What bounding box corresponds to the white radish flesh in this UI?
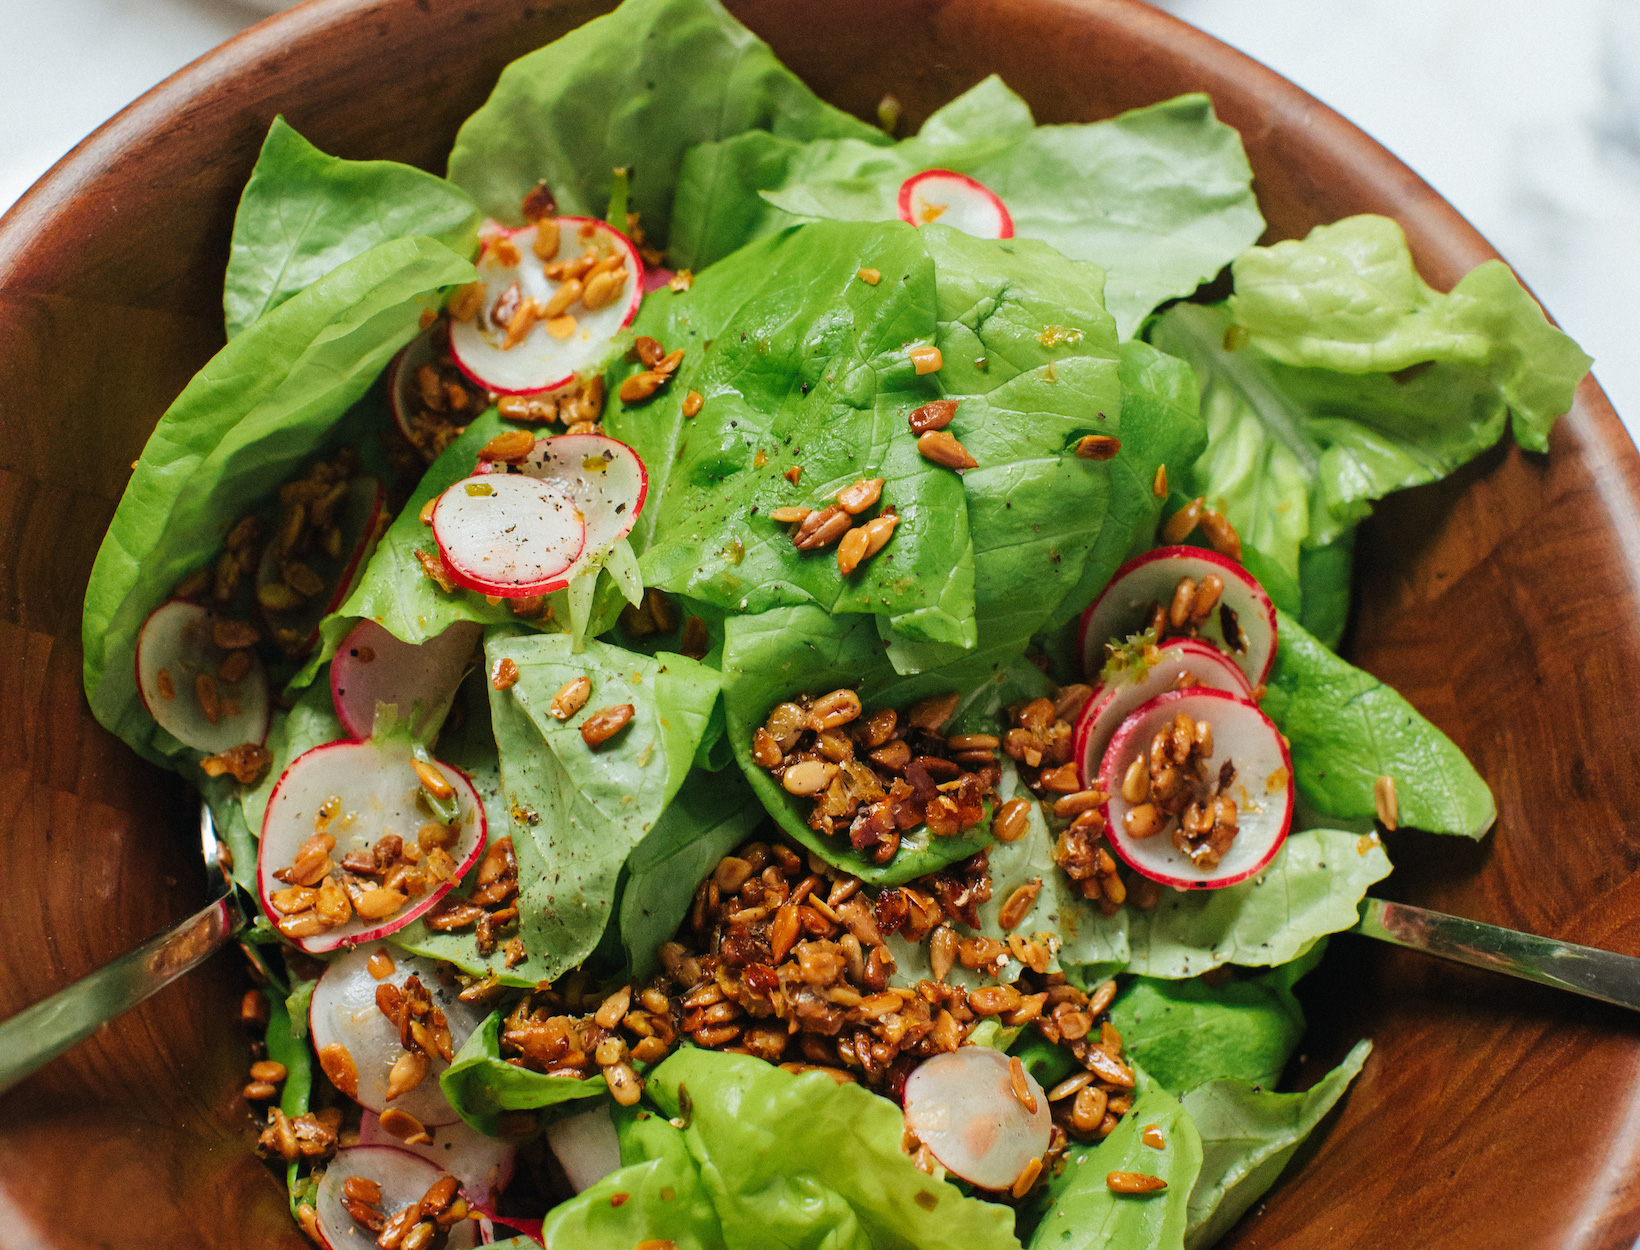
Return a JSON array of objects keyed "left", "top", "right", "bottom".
[
  {"left": 256, "top": 739, "right": 485, "bottom": 955},
  {"left": 1100, "top": 687, "right": 1293, "bottom": 890},
  {"left": 314, "top": 1145, "right": 479, "bottom": 1250},
  {"left": 358, "top": 1111, "right": 515, "bottom": 1206},
  {"left": 331, "top": 619, "right": 482, "bottom": 741},
  {"left": 432, "top": 473, "right": 585, "bottom": 598},
  {"left": 135, "top": 600, "right": 270, "bottom": 753},
  {"left": 448, "top": 217, "right": 643, "bottom": 396},
  {"left": 1075, "top": 638, "right": 1251, "bottom": 789},
  {"left": 902, "top": 1046, "right": 1050, "bottom": 1191},
  {"left": 1079, "top": 545, "right": 1277, "bottom": 687},
  {"left": 545, "top": 1104, "right": 623, "bottom": 1194},
  {"left": 310, "top": 944, "right": 486, "bottom": 1126},
  {"left": 897, "top": 170, "right": 1014, "bottom": 239},
  {"left": 479, "top": 433, "right": 647, "bottom": 569},
  {"left": 258, "top": 474, "right": 386, "bottom": 651}
]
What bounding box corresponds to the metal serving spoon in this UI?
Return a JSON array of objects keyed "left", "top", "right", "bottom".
[
  {"left": 0, "top": 802, "right": 245, "bottom": 1095},
  {"left": 2, "top": 815, "right": 1637, "bottom": 1096}
]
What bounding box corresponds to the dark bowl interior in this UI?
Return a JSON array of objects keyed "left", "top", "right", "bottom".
[{"left": 2, "top": 0, "right": 1639, "bottom": 1245}]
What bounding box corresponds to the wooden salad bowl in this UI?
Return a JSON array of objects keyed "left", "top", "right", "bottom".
[{"left": 1, "top": 0, "right": 1636, "bottom": 1245}]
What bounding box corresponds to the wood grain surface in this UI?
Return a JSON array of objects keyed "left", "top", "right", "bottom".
[{"left": 0, "top": 0, "right": 1636, "bottom": 1246}]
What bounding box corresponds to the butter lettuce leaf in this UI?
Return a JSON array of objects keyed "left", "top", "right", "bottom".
[
  {"left": 1181, "top": 1040, "right": 1370, "bottom": 1248},
  {"left": 1263, "top": 611, "right": 1495, "bottom": 837},
  {"left": 224, "top": 117, "right": 480, "bottom": 338},
  {"left": 446, "top": 0, "right": 884, "bottom": 241},
  {"left": 439, "top": 1011, "right": 605, "bottom": 1133},
  {"left": 604, "top": 219, "right": 976, "bottom": 645},
  {"left": 1026, "top": 1086, "right": 1202, "bottom": 1250},
  {"left": 646, "top": 1049, "right": 1021, "bottom": 1250},
  {"left": 485, "top": 631, "right": 720, "bottom": 979},
  {"left": 82, "top": 235, "right": 473, "bottom": 763}
]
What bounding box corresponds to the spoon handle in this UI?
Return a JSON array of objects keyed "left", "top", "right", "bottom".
[
  {"left": 0, "top": 894, "right": 243, "bottom": 1095},
  {"left": 1354, "top": 897, "right": 1640, "bottom": 1011}
]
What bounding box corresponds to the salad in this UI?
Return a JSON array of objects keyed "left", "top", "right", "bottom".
[{"left": 80, "top": 0, "right": 1593, "bottom": 1246}]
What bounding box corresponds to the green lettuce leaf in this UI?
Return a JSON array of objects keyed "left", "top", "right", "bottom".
[
  {"left": 1263, "top": 611, "right": 1495, "bottom": 837},
  {"left": 603, "top": 219, "right": 976, "bottom": 645},
  {"left": 1027, "top": 1086, "right": 1202, "bottom": 1250},
  {"left": 224, "top": 117, "right": 480, "bottom": 338},
  {"left": 1296, "top": 530, "right": 1354, "bottom": 650},
  {"left": 81, "top": 235, "right": 474, "bottom": 762},
  {"left": 619, "top": 766, "right": 764, "bottom": 980},
  {"left": 485, "top": 631, "right": 720, "bottom": 979},
  {"left": 1181, "top": 1040, "right": 1370, "bottom": 1248},
  {"left": 445, "top": 0, "right": 884, "bottom": 242},
  {"left": 1229, "top": 215, "right": 1590, "bottom": 452},
  {"left": 646, "top": 1048, "right": 1021, "bottom": 1250},
  {"left": 1121, "top": 828, "right": 1392, "bottom": 978},
  {"left": 439, "top": 1010, "right": 606, "bottom": 1132},
  {"left": 757, "top": 91, "right": 1263, "bottom": 337}
]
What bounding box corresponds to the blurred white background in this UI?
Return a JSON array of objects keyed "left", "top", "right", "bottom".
[{"left": 1, "top": 0, "right": 1634, "bottom": 438}]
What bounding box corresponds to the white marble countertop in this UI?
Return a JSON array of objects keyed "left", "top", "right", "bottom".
[{"left": 3, "top": 0, "right": 1634, "bottom": 441}]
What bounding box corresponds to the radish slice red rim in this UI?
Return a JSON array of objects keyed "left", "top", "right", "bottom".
[
  {"left": 897, "top": 170, "right": 1014, "bottom": 239},
  {"left": 1074, "top": 637, "right": 1251, "bottom": 789},
  {"left": 258, "top": 474, "right": 386, "bottom": 654},
  {"left": 389, "top": 324, "right": 488, "bottom": 464},
  {"left": 448, "top": 216, "right": 643, "bottom": 396},
  {"left": 310, "top": 944, "right": 487, "bottom": 1126},
  {"left": 1079, "top": 545, "right": 1277, "bottom": 688},
  {"left": 331, "top": 620, "right": 483, "bottom": 741},
  {"left": 477, "top": 432, "right": 647, "bottom": 572},
  {"left": 135, "top": 599, "right": 270, "bottom": 753},
  {"left": 432, "top": 473, "right": 586, "bottom": 598},
  {"left": 315, "top": 1144, "right": 480, "bottom": 1250},
  {"left": 544, "top": 1105, "right": 623, "bottom": 1195},
  {"left": 359, "top": 1111, "right": 515, "bottom": 1207},
  {"left": 901, "top": 1046, "right": 1050, "bottom": 1191},
  {"left": 256, "top": 739, "right": 486, "bottom": 954},
  {"left": 1099, "top": 687, "right": 1293, "bottom": 890}
]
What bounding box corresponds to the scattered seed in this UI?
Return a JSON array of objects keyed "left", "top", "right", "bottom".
[
  {"left": 917, "top": 430, "right": 977, "bottom": 471},
  {"left": 999, "top": 878, "right": 1044, "bottom": 929},
  {"left": 491, "top": 657, "right": 519, "bottom": 690},
  {"left": 1107, "top": 1172, "right": 1168, "bottom": 1194},
  {"left": 550, "top": 676, "right": 592, "bottom": 720},
  {"left": 1075, "top": 434, "right": 1121, "bottom": 461},
  {"left": 1011, "top": 1155, "right": 1044, "bottom": 1199},
  {"left": 1142, "top": 1124, "right": 1166, "bottom": 1149},
  {"left": 413, "top": 759, "right": 455, "bottom": 802},
  {"left": 414, "top": 548, "right": 457, "bottom": 593},
  {"left": 582, "top": 268, "right": 627, "bottom": 310},
  {"left": 1199, "top": 507, "right": 1242, "bottom": 560},
  {"left": 1374, "top": 774, "right": 1399, "bottom": 831},
  {"left": 379, "top": 1108, "right": 432, "bottom": 1144},
  {"left": 195, "top": 672, "right": 223, "bottom": 725},
  {"left": 992, "top": 798, "right": 1032, "bottom": 843},
  {"left": 907, "top": 399, "right": 958, "bottom": 434},
  {"left": 367, "top": 950, "right": 396, "bottom": 980},
  {"left": 1153, "top": 464, "right": 1168, "bottom": 497},
  {"left": 793, "top": 505, "right": 851, "bottom": 551},
  {"left": 1162, "top": 496, "right": 1205, "bottom": 544},
  {"left": 857, "top": 268, "right": 882, "bottom": 285},
  {"left": 317, "top": 1043, "right": 359, "bottom": 1098},
  {"left": 480, "top": 429, "right": 536, "bottom": 463},
  {"left": 908, "top": 344, "right": 942, "bottom": 374},
  {"left": 682, "top": 390, "right": 704, "bottom": 417},
  {"left": 250, "top": 1059, "right": 287, "bottom": 1084},
  {"left": 669, "top": 270, "right": 694, "bottom": 292},
  {"left": 837, "top": 526, "right": 870, "bottom": 576},
  {"left": 782, "top": 760, "right": 838, "bottom": 796},
  {"left": 784, "top": 465, "right": 802, "bottom": 485},
  {"left": 155, "top": 668, "right": 176, "bottom": 701},
  {"left": 770, "top": 506, "right": 811, "bottom": 524}
]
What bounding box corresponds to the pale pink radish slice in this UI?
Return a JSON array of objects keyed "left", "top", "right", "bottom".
[
  {"left": 643, "top": 266, "right": 675, "bottom": 294},
  {"left": 315, "top": 1145, "right": 480, "bottom": 1250},
  {"left": 256, "top": 740, "right": 485, "bottom": 955},
  {"left": 897, "top": 170, "right": 1014, "bottom": 239},
  {"left": 359, "top": 1111, "right": 515, "bottom": 1206},
  {"left": 477, "top": 433, "right": 647, "bottom": 571},
  {"left": 1099, "top": 688, "right": 1293, "bottom": 891},
  {"left": 310, "top": 943, "right": 487, "bottom": 1126},
  {"left": 901, "top": 1046, "right": 1050, "bottom": 1191},
  {"left": 479, "top": 1214, "right": 544, "bottom": 1245},
  {"left": 449, "top": 216, "right": 643, "bottom": 396},
  {"left": 135, "top": 599, "right": 270, "bottom": 753},
  {"left": 432, "top": 473, "right": 585, "bottom": 598},
  {"left": 1074, "top": 637, "right": 1251, "bottom": 789},
  {"left": 389, "top": 325, "right": 488, "bottom": 464},
  {"left": 544, "top": 1104, "right": 623, "bottom": 1194},
  {"left": 332, "top": 619, "right": 483, "bottom": 741},
  {"left": 1079, "top": 546, "right": 1277, "bottom": 687},
  {"left": 258, "top": 474, "right": 386, "bottom": 653}
]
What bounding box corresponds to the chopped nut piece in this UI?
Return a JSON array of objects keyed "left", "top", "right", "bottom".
[
  {"left": 491, "top": 658, "right": 520, "bottom": 691},
  {"left": 199, "top": 742, "right": 272, "bottom": 785},
  {"left": 669, "top": 269, "right": 694, "bottom": 292}
]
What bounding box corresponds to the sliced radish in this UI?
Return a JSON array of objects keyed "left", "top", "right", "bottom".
[
  {"left": 332, "top": 620, "right": 483, "bottom": 741},
  {"left": 256, "top": 740, "right": 486, "bottom": 954},
  {"left": 258, "top": 474, "right": 386, "bottom": 653},
  {"left": 449, "top": 216, "right": 643, "bottom": 396},
  {"left": 389, "top": 324, "right": 488, "bottom": 464},
  {"left": 544, "top": 1104, "right": 623, "bottom": 1194},
  {"left": 135, "top": 599, "right": 270, "bottom": 753},
  {"left": 310, "top": 944, "right": 487, "bottom": 1126},
  {"left": 432, "top": 474, "right": 586, "bottom": 598},
  {"left": 1099, "top": 687, "right": 1293, "bottom": 891},
  {"left": 642, "top": 266, "right": 675, "bottom": 294},
  {"left": 359, "top": 1111, "right": 515, "bottom": 1206},
  {"left": 477, "top": 433, "right": 647, "bottom": 574},
  {"left": 901, "top": 1046, "right": 1050, "bottom": 1191},
  {"left": 1079, "top": 546, "right": 1277, "bottom": 688},
  {"left": 315, "top": 1145, "right": 480, "bottom": 1250},
  {"left": 897, "top": 170, "right": 1014, "bottom": 239},
  {"left": 1075, "top": 637, "right": 1251, "bottom": 789}
]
